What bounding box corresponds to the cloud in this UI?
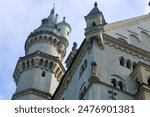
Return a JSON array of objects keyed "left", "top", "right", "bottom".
[{"left": 0, "top": 94, "right": 4, "bottom": 100}]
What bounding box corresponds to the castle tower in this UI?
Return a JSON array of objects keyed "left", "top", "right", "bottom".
[
  {"left": 12, "top": 7, "right": 71, "bottom": 100},
  {"left": 85, "top": 2, "right": 106, "bottom": 48}
]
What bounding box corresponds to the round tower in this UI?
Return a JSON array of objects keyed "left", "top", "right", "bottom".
[{"left": 12, "top": 7, "right": 71, "bottom": 100}]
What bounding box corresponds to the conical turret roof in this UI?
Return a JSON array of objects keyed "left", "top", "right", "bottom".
[{"left": 87, "top": 2, "right": 101, "bottom": 16}]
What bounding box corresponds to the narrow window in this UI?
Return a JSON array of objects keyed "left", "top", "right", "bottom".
[
  {"left": 84, "top": 59, "right": 87, "bottom": 69},
  {"left": 39, "top": 59, "right": 43, "bottom": 67},
  {"left": 79, "top": 59, "right": 87, "bottom": 78},
  {"left": 31, "top": 59, "right": 34, "bottom": 67},
  {"left": 126, "top": 59, "right": 132, "bottom": 69},
  {"left": 42, "top": 71, "right": 46, "bottom": 77},
  {"left": 111, "top": 78, "right": 117, "bottom": 88},
  {"left": 44, "top": 60, "right": 48, "bottom": 69},
  {"left": 133, "top": 62, "right": 137, "bottom": 70},
  {"left": 118, "top": 81, "right": 123, "bottom": 90},
  {"left": 80, "top": 65, "right": 84, "bottom": 77},
  {"left": 22, "top": 62, "right": 25, "bottom": 70},
  {"left": 27, "top": 61, "right": 30, "bottom": 69},
  {"left": 120, "top": 56, "right": 125, "bottom": 66},
  {"left": 92, "top": 22, "right": 96, "bottom": 27},
  {"left": 49, "top": 62, "right": 53, "bottom": 70}
]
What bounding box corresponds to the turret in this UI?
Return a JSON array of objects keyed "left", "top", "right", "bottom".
[
  {"left": 57, "top": 17, "right": 71, "bottom": 47},
  {"left": 84, "top": 2, "right": 106, "bottom": 48},
  {"left": 12, "top": 5, "right": 71, "bottom": 100},
  {"left": 85, "top": 2, "right": 106, "bottom": 33}
]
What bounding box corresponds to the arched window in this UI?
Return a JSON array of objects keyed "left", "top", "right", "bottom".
[
  {"left": 118, "top": 81, "right": 123, "bottom": 90},
  {"left": 111, "top": 75, "right": 125, "bottom": 90},
  {"left": 126, "top": 59, "right": 132, "bottom": 69},
  {"left": 31, "top": 59, "right": 34, "bottom": 67},
  {"left": 39, "top": 59, "right": 43, "bottom": 67},
  {"left": 44, "top": 60, "right": 48, "bottom": 69},
  {"left": 111, "top": 78, "right": 117, "bottom": 88},
  {"left": 49, "top": 62, "right": 53, "bottom": 70},
  {"left": 27, "top": 61, "right": 30, "bottom": 69},
  {"left": 22, "top": 62, "right": 25, "bottom": 70},
  {"left": 120, "top": 56, "right": 125, "bottom": 66}
]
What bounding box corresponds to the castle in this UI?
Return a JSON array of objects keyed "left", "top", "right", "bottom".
[{"left": 12, "top": 3, "right": 150, "bottom": 100}]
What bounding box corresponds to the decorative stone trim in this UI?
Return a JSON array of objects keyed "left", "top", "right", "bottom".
[
  {"left": 13, "top": 51, "right": 65, "bottom": 84},
  {"left": 88, "top": 76, "right": 100, "bottom": 84},
  {"left": 103, "top": 34, "right": 150, "bottom": 62},
  {"left": 25, "top": 33, "right": 67, "bottom": 58},
  {"left": 12, "top": 88, "right": 52, "bottom": 100}
]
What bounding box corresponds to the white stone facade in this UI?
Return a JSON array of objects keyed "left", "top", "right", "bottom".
[{"left": 12, "top": 3, "right": 150, "bottom": 100}]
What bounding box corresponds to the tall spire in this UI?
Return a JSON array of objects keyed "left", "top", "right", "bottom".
[
  {"left": 50, "top": 3, "right": 55, "bottom": 14},
  {"left": 50, "top": 8, "right": 55, "bottom": 14}
]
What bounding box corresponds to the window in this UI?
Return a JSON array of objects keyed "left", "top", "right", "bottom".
[
  {"left": 118, "top": 81, "right": 123, "bottom": 90},
  {"left": 79, "top": 82, "right": 86, "bottom": 100},
  {"left": 42, "top": 71, "right": 46, "bottom": 77},
  {"left": 27, "top": 61, "right": 30, "bottom": 69},
  {"left": 44, "top": 60, "right": 48, "bottom": 69},
  {"left": 58, "top": 28, "right": 61, "bottom": 31},
  {"left": 22, "top": 62, "right": 25, "bottom": 70},
  {"left": 119, "top": 56, "right": 137, "bottom": 70},
  {"left": 126, "top": 59, "right": 132, "bottom": 69},
  {"left": 31, "top": 59, "right": 34, "bottom": 67},
  {"left": 132, "top": 62, "right": 137, "bottom": 70},
  {"left": 92, "top": 22, "right": 96, "bottom": 27},
  {"left": 79, "top": 59, "right": 87, "bottom": 78},
  {"left": 111, "top": 78, "right": 117, "bottom": 88},
  {"left": 111, "top": 75, "right": 125, "bottom": 91},
  {"left": 83, "top": 59, "right": 87, "bottom": 69},
  {"left": 39, "top": 59, "right": 43, "bottom": 67},
  {"left": 120, "top": 56, "right": 125, "bottom": 66},
  {"left": 49, "top": 62, "right": 53, "bottom": 70}
]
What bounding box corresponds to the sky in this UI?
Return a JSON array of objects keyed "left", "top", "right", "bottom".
[{"left": 0, "top": 0, "right": 149, "bottom": 100}]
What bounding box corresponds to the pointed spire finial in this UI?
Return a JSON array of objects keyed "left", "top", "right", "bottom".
[
  {"left": 63, "top": 17, "right": 66, "bottom": 22},
  {"left": 94, "top": 2, "right": 98, "bottom": 7},
  {"left": 50, "top": 3, "right": 55, "bottom": 14},
  {"left": 53, "top": 3, "right": 55, "bottom": 9}
]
